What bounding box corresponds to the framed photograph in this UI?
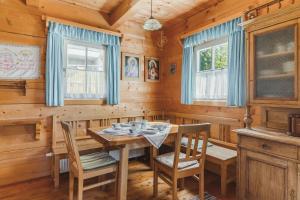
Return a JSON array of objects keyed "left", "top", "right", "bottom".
[
  {"left": 122, "top": 53, "right": 142, "bottom": 81},
  {"left": 145, "top": 57, "right": 160, "bottom": 82}
]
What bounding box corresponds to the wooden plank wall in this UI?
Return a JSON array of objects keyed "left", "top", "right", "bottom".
[{"left": 0, "top": 0, "right": 162, "bottom": 186}]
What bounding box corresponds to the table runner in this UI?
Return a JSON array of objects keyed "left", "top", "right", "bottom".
[{"left": 99, "top": 123, "right": 172, "bottom": 149}]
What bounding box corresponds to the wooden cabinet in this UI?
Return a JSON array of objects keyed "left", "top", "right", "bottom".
[
  {"left": 245, "top": 5, "right": 300, "bottom": 106},
  {"left": 250, "top": 21, "right": 298, "bottom": 103},
  {"left": 241, "top": 4, "right": 300, "bottom": 200},
  {"left": 236, "top": 129, "right": 300, "bottom": 200}
]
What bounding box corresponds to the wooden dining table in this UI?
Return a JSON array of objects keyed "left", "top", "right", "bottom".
[{"left": 87, "top": 123, "right": 179, "bottom": 200}]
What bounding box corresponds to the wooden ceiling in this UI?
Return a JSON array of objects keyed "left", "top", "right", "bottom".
[
  {"left": 57, "top": 0, "right": 215, "bottom": 27},
  {"left": 59, "top": 0, "right": 123, "bottom": 13},
  {"left": 130, "top": 0, "right": 211, "bottom": 24}
]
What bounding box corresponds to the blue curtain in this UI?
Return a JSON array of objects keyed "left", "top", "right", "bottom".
[
  {"left": 106, "top": 45, "right": 120, "bottom": 105},
  {"left": 181, "top": 47, "right": 194, "bottom": 104},
  {"left": 181, "top": 17, "right": 245, "bottom": 106},
  {"left": 46, "top": 29, "right": 64, "bottom": 106},
  {"left": 227, "top": 31, "right": 246, "bottom": 106},
  {"left": 46, "top": 22, "right": 121, "bottom": 106}
]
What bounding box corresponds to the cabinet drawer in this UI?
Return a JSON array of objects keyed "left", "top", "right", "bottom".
[{"left": 240, "top": 136, "right": 298, "bottom": 160}]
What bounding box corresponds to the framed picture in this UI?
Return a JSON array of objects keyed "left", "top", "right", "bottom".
[
  {"left": 145, "top": 57, "right": 160, "bottom": 82},
  {"left": 122, "top": 53, "right": 143, "bottom": 81},
  {"left": 0, "top": 43, "right": 41, "bottom": 79}
]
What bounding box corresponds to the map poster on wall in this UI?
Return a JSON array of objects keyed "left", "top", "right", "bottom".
[{"left": 0, "top": 43, "right": 40, "bottom": 79}]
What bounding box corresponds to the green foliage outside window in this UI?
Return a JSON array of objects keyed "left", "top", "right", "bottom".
[
  {"left": 198, "top": 43, "right": 228, "bottom": 71},
  {"left": 215, "top": 44, "right": 228, "bottom": 69},
  {"left": 199, "top": 49, "right": 212, "bottom": 71}
]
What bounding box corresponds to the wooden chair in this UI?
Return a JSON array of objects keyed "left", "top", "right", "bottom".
[
  {"left": 61, "top": 122, "right": 119, "bottom": 200},
  {"left": 153, "top": 123, "right": 210, "bottom": 200}
]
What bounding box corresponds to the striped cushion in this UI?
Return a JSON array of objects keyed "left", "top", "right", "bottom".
[
  {"left": 155, "top": 152, "right": 199, "bottom": 169},
  {"left": 80, "top": 152, "right": 117, "bottom": 171}
]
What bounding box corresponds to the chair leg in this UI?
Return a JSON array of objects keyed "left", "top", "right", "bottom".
[
  {"left": 172, "top": 178, "right": 178, "bottom": 200},
  {"left": 69, "top": 172, "right": 74, "bottom": 200},
  {"left": 199, "top": 173, "right": 205, "bottom": 200},
  {"left": 153, "top": 163, "right": 158, "bottom": 198},
  {"left": 221, "top": 164, "right": 228, "bottom": 196},
  {"left": 77, "top": 177, "right": 84, "bottom": 200}
]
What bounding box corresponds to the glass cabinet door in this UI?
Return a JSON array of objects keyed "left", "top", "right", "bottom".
[{"left": 254, "top": 24, "right": 297, "bottom": 100}]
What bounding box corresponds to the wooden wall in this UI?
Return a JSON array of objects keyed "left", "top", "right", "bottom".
[{"left": 0, "top": 0, "right": 162, "bottom": 186}]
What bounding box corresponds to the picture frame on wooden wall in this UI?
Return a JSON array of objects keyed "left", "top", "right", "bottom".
[
  {"left": 121, "top": 52, "right": 143, "bottom": 81},
  {"left": 145, "top": 57, "right": 160, "bottom": 82},
  {"left": 0, "top": 43, "right": 41, "bottom": 80}
]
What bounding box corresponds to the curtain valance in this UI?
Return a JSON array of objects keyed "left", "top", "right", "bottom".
[
  {"left": 183, "top": 18, "right": 242, "bottom": 48},
  {"left": 48, "top": 21, "right": 120, "bottom": 46}
]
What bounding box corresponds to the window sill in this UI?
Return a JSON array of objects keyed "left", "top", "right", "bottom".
[
  {"left": 192, "top": 100, "right": 227, "bottom": 107},
  {"left": 64, "top": 99, "right": 106, "bottom": 105}
]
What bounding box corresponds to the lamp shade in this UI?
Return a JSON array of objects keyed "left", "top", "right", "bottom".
[{"left": 143, "top": 17, "right": 162, "bottom": 31}]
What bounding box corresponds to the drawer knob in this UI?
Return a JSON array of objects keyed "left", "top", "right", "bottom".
[{"left": 261, "top": 143, "right": 271, "bottom": 150}]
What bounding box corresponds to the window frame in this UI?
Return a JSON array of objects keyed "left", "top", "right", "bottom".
[
  {"left": 193, "top": 37, "right": 229, "bottom": 104},
  {"left": 63, "top": 39, "right": 107, "bottom": 104}
]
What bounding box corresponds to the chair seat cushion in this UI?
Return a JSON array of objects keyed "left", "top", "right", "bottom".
[
  {"left": 155, "top": 152, "right": 199, "bottom": 169},
  {"left": 206, "top": 145, "right": 237, "bottom": 161},
  {"left": 80, "top": 152, "right": 117, "bottom": 171}
]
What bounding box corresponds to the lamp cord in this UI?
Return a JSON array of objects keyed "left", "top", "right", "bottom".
[{"left": 151, "top": 0, "right": 153, "bottom": 18}]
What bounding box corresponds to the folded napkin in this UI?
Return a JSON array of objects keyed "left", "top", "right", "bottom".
[
  {"left": 140, "top": 130, "right": 157, "bottom": 135},
  {"left": 102, "top": 128, "right": 130, "bottom": 135}
]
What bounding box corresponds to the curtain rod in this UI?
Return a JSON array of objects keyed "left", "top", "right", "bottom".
[
  {"left": 180, "top": 13, "right": 242, "bottom": 39},
  {"left": 42, "top": 15, "right": 122, "bottom": 37}
]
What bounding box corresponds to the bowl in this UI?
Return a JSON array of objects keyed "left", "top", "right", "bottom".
[{"left": 282, "top": 61, "right": 294, "bottom": 73}]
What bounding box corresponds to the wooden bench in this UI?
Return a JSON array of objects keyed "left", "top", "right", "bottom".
[{"left": 51, "top": 112, "right": 163, "bottom": 187}]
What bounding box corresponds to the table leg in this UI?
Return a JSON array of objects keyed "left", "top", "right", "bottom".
[
  {"left": 53, "top": 154, "right": 60, "bottom": 188},
  {"left": 150, "top": 146, "right": 158, "bottom": 169},
  {"left": 117, "top": 145, "right": 129, "bottom": 200}
]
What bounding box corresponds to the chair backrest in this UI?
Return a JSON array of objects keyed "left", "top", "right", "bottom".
[
  {"left": 173, "top": 123, "right": 211, "bottom": 169},
  {"left": 61, "top": 121, "right": 82, "bottom": 172}
]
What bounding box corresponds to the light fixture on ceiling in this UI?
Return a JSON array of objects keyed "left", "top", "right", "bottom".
[{"left": 143, "top": 0, "right": 162, "bottom": 31}]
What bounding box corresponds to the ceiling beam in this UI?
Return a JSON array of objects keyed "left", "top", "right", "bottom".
[
  {"left": 26, "top": 0, "right": 40, "bottom": 8},
  {"left": 109, "top": 0, "right": 143, "bottom": 28}
]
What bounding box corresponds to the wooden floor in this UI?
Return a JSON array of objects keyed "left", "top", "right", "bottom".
[{"left": 0, "top": 161, "right": 236, "bottom": 200}]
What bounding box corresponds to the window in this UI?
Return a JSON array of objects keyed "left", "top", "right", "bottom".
[
  {"left": 194, "top": 37, "right": 228, "bottom": 100},
  {"left": 64, "top": 40, "right": 106, "bottom": 100}
]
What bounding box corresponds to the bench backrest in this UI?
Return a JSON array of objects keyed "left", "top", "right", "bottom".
[{"left": 52, "top": 112, "right": 164, "bottom": 154}]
